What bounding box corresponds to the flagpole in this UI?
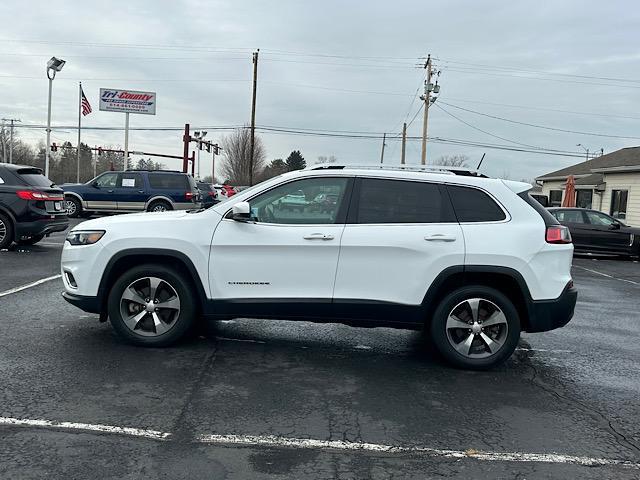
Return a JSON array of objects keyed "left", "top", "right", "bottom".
[{"left": 77, "top": 82, "right": 82, "bottom": 183}]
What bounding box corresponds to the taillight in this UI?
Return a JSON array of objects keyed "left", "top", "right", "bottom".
[
  {"left": 546, "top": 225, "right": 572, "bottom": 244},
  {"left": 185, "top": 191, "right": 193, "bottom": 200},
  {"left": 16, "top": 190, "right": 63, "bottom": 201},
  {"left": 208, "top": 191, "right": 216, "bottom": 197}
]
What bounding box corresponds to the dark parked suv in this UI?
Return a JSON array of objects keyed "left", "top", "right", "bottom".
[
  {"left": 0, "top": 163, "right": 69, "bottom": 249},
  {"left": 63, "top": 170, "right": 201, "bottom": 218}
]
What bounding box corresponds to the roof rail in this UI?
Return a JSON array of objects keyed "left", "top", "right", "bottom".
[{"left": 307, "top": 163, "right": 487, "bottom": 177}]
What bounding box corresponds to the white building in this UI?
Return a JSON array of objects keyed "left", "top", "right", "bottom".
[{"left": 536, "top": 147, "right": 640, "bottom": 225}]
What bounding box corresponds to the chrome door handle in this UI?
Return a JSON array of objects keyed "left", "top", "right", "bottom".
[
  {"left": 137, "top": 190, "right": 144, "bottom": 193},
  {"left": 424, "top": 234, "right": 456, "bottom": 242},
  {"left": 303, "top": 233, "right": 335, "bottom": 240},
  {"left": 107, "top": 190, "right": 114, "bottom": 193}
]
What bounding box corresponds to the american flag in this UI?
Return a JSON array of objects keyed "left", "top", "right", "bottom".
[{"left": 81, "top": 87, "right": 92, "bottom": 116}]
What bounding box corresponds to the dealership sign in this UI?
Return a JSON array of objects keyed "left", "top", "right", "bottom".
[{"left": 99, "top": 88, "right": 157, "bottom": 115}]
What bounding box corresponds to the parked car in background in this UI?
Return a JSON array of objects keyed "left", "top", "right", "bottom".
[
  {"left": 196, "top": 182, "right": 218, "bottom": 208},
  {"left": 63, "top": 170, "right": 201, "bottom": 218},
  {"left": 213, "top": 184, "right": 236, "bottom": 199},
  {"left": 0, "top": 163, "right": 68, "bottom": 248},
  {"left": 549, "top": 207, "right": 640, "bottom": 257}
]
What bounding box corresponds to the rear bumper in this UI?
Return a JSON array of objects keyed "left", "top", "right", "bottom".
[
  {"left": 15, "top": 217, "right": 69, "bottom": 239},
  {"left": 526, "top": 284, "right": 577, "bottom": 333},
  {"left": 62, "top": 291, "right": 101, "bottom": 314}
]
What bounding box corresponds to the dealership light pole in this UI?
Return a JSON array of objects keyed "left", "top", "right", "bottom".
[
  {"left": 45, "top": 57, "right": 65, "bottom": 178},
  {"left": 193, "top": 130, "right": 207, "bottom": 179}
]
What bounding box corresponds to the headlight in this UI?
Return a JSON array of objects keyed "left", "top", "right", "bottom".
[{"left": 66, "top": 230, "right": 105, "bottom": 246}]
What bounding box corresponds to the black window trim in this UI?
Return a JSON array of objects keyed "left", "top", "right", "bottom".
[
  {"left": 346, "top": 176, "right": 457, "bottom": 225},
  {"left": 445, "top": 182, "right": 511, "bottom": 224},
  {"left": 223, "top": 175, "right": 355, "bottom": 226}
]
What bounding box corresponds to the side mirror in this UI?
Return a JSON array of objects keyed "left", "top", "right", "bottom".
[
  {"left": 231, "top": 201, "right": 251, "bottom": 222},
  {"left": 92, "top": 182, "right": 100, "bottom": 188},
  {"left": 610, "top": 222, "right": 621, "bottom": 230}
]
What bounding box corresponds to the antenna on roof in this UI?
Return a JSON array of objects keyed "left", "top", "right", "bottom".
[{"left": 476, "top": 153, "right": 486, "bottom": 170}]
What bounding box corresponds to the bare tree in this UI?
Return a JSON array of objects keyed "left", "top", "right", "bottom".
[
  {"left": 435, "top": 154, "right": 470, "bottom": 167},
  {"left": 220, "top": 128, "right": 265, "bottom": 185}
]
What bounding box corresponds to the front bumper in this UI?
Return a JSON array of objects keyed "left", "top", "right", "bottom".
[
  {"left": 526, "top": 284, "right": 577, "bottom": 333},
  {"left": 62, "top": 291, "right": 101, "bottom": 314},
  {"left": 15, "top": 217, "right": 68, "bottom": 239}
]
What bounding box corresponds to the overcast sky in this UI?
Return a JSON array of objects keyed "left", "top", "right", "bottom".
[{"left": 1, "top": 0, "right": 639, "bottom": 180}]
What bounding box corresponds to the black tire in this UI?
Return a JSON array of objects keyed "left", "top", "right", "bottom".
[
  {"left": 107, "top": 264, "right": 197, "bottom": 347},
  {"left": 65, "top": 196, "right": 82, "bottom": 218},
  {"left": 17, "top": 234, "right": 45, "bottom": 246},
  {"left": 0, "top": 213, "right": 13, "bottom": 249},
  {"left": 429, "top": 286, "right": 521, "bottom": 370},
  {"left": 147, "top": 200, "right": 172, "bottom": 212}
]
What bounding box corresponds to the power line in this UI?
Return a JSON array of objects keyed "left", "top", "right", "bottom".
[{"left": 438, "top": 101, "right": 640, "bottom": 140}]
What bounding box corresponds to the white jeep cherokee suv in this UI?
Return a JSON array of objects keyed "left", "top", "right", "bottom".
[{"left": 61, "top": 165, "right": 577, "bottom": 369}]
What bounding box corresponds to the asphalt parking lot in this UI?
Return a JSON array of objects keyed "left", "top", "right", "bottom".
[{"left": 1, "top": 221, "right": 639, "bottom": 479}]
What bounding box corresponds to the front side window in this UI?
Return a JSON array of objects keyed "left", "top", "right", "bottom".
[
  {"left": 610, "top": 190, "right": 628, "bottom": 220},
  {"left": 549, "top": 190, "right": 563, "bottom": 207},
  {"left": 576, "top": 189, "right": 593, "bottom": 209},
  {"left": 447, "top": 185, "right": 506, "bottom": 222},
  {"left": 356, "top": 178, "right": 454, "bottom": 224},
  {"left": 586, "top": 210, "right": 617, "bottom": 226},
  {"left": 118, "top": 173, "right": 142, "bottom": 188},
  {"left": 95, "top": 173, "right": 118, "bottom": 188},
  {"left": 249, "top": 177, "right": 349, "bottom": 224}
]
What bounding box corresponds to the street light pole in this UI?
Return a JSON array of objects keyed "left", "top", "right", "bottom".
[
  {"left": 45, "top": 57, "right": 65, "bottom": 178},
  {"left": 577, "top": 144, "right": 589, "bottom": 162}
]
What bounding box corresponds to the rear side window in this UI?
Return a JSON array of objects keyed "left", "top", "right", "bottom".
[
  {"left": 16, "top": 168, "right": 53, "bottom": 188},
  {"left": 553, "top": 209, "right": 585, "bottom": 223},
  {"left": 447, "top": 185, "right": 506, "bottom": 222},
  {"left": 355, "top": 178, "right": 455, "bottom": 224},
  {"left": 148, "top": 173, "right": 188, "bottom": 190}
]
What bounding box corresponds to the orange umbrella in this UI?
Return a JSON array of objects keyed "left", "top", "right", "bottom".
[{"left": 562, "top": 175, "right": 576, "bottom": 207}]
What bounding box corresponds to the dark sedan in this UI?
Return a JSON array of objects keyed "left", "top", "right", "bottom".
[{"left": 548, "top": 207, "right": 640, "bottom": 257}]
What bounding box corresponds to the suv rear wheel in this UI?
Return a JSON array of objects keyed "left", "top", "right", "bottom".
[
  {"left": 107, "top": 264, "right": 196, "bottom": 346},
  {"left": 430, "top": 286, "right": 520, "bottom": 370},
  {"left": 0, "top": 213, "right": 13, "bottom": 249},
  {"left": 147, "top": 200, "right": 172, "bottom": 212}
]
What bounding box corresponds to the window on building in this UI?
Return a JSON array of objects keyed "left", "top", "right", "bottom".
[
  {"left": 610, "top": 190, "right": 628, "bottom": 220},
  {"left": 549, "top": 190, "right": 563, "bottom": 207},
  {"left": 576, "top": 189, "right": 593, "bottom": 209}
]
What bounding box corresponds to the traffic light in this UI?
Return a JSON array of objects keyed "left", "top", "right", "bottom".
[
  {"left": 97, "top": 147, "right": 103, "bottom": 156},
  {"left": 206, "top": 143, "right": 211, "bottom": 153},
  {"left": 50, "top": 142, "right": 57, "bottom": 152}
]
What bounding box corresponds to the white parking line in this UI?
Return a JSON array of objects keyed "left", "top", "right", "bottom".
[
  {"left": 0, "top": 274, "right": 62, "bottom": 298},
  {"left": 573, "top": 265, "right": 640, "bottom": 286},
  {"left": 196, "top": 434, "right": 640, "bottom": 468},
  {"left": 1, "top": 415, "right": 638, "bottom": 468},
  {"left": 0, "top": 416, "right": 170, "bottom": 440}
]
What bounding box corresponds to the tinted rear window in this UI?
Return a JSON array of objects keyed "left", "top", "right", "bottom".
[
  {"left": 148, "top": 173, "right": 188, "bottom": 189},
  {"left": 355, "top": 178, "right": 455, "bottom": 224},
  {"left": 447, "top": 185, "right": 506, "bottom": 222},
  {"left": 16, "top": 168, "right": 53, "bottom": 187}
]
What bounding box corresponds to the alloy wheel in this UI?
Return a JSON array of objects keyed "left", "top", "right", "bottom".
[
  {"left": 119, "top": 276, "right": 181, "bottom": 337},
  {"left": 445, "top": 298, "right": 509, "bottom": 359},
  {"left": 152, "top": 204, "right": 168, "bottom": 212},
  {"left": 0, "top": 219, "right": 6, "bottom": 245},
  {"left": 65, "top": 200, "right": 77, "bottom": 216}
]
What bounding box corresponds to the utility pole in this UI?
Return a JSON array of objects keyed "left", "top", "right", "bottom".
[
  {"left": 0, "top": 120, "right": 6, "bottom": 163},
  {"left": 400, "top": 122, "right": 407, "bottom": 164},
  {"left": 2, "top": 119, "right": 20, "bottom": 164},
  {"left": 380, "top": 133, "right": 386, "bottom": 164},
  {"left": 421, "top": 54, "right": 432, "bottom": 165},
  {"left": 249, "top": 49, "right": 259, "bottom": 186}
]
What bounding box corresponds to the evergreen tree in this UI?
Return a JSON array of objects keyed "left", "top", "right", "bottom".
[{"left": 285, "top": 150, "right": 306, "bottom": 171}]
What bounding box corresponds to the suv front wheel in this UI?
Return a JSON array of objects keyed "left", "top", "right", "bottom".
[
  {"left": 430, "top": 286, "right": 521, "bottom": 370},
  {"left": 107, "top": 264, "right": 197, "bottom": 346}
]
